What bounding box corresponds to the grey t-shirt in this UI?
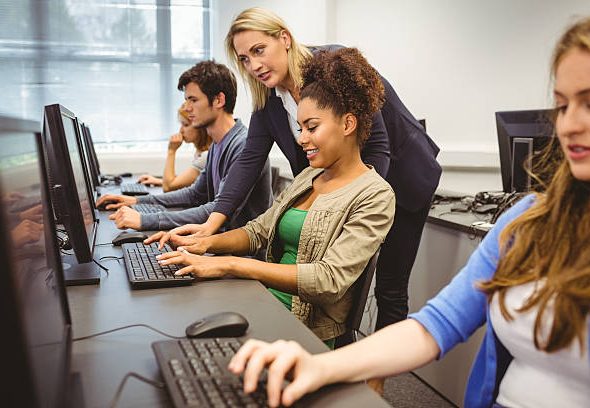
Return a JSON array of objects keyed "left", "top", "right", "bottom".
[{"left": 191, "top": 150, "right": 208, "bottom": 172}]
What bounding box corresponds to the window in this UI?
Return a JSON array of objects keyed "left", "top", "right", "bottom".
[{"left": 0, "top": 0, "right": 210, "bottom": 144}]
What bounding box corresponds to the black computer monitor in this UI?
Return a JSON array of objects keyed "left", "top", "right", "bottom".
[
  {"left": 495, "top": 109, "right": 555, "bottom": 193},
  {"left": 77, "top": 121, "right": 98, "bottom": 193},
  {"left": 80, "top": 123, "right": 102, "bottom": 191},
  {"left": 43, "top": 104, "right": 99, "bottom": 285},
  {"left": 0, "top": 116, "right": 80, "bottom": 407}
]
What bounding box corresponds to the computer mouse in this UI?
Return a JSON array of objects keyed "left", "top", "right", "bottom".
[
  {"left": 96, "top": 200, "right": 115, "bottom": 211},
  {"left": 111, "top": 231, "right": 148, "bottom": 246},
  {"left": 119, "top": 172, "right": 133, "bottom": 178},
  {"left": 185, "top": 311, "right": 249, "bottom": 338}
]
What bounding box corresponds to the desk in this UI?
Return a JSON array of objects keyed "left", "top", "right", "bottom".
[{"left": 68, "top": 210, "right": 388, "bottom": 407}]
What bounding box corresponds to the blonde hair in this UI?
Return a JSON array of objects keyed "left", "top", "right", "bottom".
[
  {"left": 479, "top": 17, "right": 590, "bottom": 353},
  {"left": 177, "top": 103, "right": 190, "bottom": 121},
  {"left": 551, "top": 17, "right": 590, "bottom": 78},
  {"left": 176, "top": 103, "right": 211, "bottom": 152},
  {"left": 225, "top": 7, "right": 312, "bottom": 111}
]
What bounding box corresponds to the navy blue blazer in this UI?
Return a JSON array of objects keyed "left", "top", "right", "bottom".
[{"left": 214, "top": 45, "right": 441, "bottom": 215}]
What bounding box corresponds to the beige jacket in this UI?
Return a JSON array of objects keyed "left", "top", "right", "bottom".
[{"left": 242, "top": 167, "right": 395, "bottom": 340}]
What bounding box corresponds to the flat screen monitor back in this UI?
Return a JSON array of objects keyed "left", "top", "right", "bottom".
[
  {"left": 43, "top": 104, "right": 97, "bottom": 264},
  {"left": 82, "top": 123, "right": 102, "bottom": 185},
  {"left": 43, "top": 105, "right": 99, "bottom": 285},
  {"left": 0, "top": 116, "right": 75, "bottom": 407},
  {"left": 495, "top": 109, "right": 554, "bottom": 193}
]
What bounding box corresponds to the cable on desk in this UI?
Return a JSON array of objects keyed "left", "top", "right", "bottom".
[
  {"left": 93, "top": 258, "right": 109, "bottom": 273},
  {"left": 94, "top": 242, "right": 114, "bottom": 246},
  {"left": 73, "top": 323, "right": 184, "bottom": 342},
  {"left": 99, "top": 255, "right": 123, "bottom": 262},
  {"left": 109, "top": 371, "right": 165, "bottom": 408}
]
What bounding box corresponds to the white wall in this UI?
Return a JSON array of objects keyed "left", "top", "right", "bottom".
[
  {"left": 104, "top": 1, "right": 590, "bottom": 191},
  {"left": 332, "top": 0, "right": 590, "bottom": 166}
]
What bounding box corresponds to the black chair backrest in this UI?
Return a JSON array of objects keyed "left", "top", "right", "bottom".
[
  {"left": 346, "top": 249, "right": 379, "bottom": 332},
  {"left": 335, "top": 249, "right": 380, "bottom": 348}
]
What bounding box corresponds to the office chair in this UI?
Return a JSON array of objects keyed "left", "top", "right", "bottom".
[
  {"left": 334, "top": 249, "right": 380, "bottom": 348},
  {"left": 271, "top": 166, "right": 281, "bottom": 198}
]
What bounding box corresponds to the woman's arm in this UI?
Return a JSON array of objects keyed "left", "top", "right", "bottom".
[
  {"left": 298, "top": 185, "right": 395, "bottom": 306},
  {"left": 212, "top": 112, "right": 276, "bottom": 227},
  {"left": 229, "top": 319, "right": 439, "bottom": 407},
  {"left": 158, "top": 250, "right": 299, "bottom": 294},
  {"left": 162, "top": 167, "right": 199, "bottom": 192},
  {"left": 161, "top": 133, "right": 183, "bottom": 192}
]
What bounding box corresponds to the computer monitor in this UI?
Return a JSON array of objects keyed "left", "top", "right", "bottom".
[
  {"left": 78, "top": 121, "right": 101, "bottom": 193},
  {"left": 495, "top": 109, "right": 555, "bottom": 193},
  {"left": 0, "top": 115, "right": 80, "bottom": 407},
  {"left": 43, "top": 104, "right": 99, "bottom": 285},
  {"left": 77, "top": 121, "right": 98, "bottom": 193}
]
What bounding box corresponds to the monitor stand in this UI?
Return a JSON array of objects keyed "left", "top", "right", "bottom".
[{"left": 62, "top": 254, "right": 100, "bottom": 286}]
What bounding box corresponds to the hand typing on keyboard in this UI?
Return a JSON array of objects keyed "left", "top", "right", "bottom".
[
  {"left": 109, "top": 206, "right": 142, "bottom": 230},
  {"left": 146, "top": 224, "right": 211, "bottom": 252},
  {"left": 228, "top": 339, "right": 324, "bottom": 407},
  {"left": 156, "top": 246, "right": 228, "bottom": 278},
  {"left": 96, "top": 193, "right": 137, "bottom": 210}
]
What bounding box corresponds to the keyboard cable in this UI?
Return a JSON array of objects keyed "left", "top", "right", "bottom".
[
  {"left": 73, "top": 323, "right": 184, "bottom": 342},
  {"left": 72, "top": 324, "right": 184, "bottom": 407},
  {"left": 109, "top": 372, "right": 165, "bottom": 408}
]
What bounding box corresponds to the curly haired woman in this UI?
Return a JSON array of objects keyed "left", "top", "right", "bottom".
[
  {"left": 155, "top": 48, "right": 395, "bottom": 348},
  {"left": 172, "top": 9, "right": 441, "bottom": 353}
]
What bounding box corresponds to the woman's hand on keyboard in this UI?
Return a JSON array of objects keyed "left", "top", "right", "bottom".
[
  {"left": 228, "top": 339, "right": 326, "bottom": 407},
  {"left": 156, "top": 248, "right": 226, "bottom": 277},
  {"left": 145, "top": 224, "right": 207, "bottom": 250}
]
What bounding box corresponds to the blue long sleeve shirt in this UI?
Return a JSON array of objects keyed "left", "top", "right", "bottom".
[{"left": 410, "top": 194, "right": 590, "bottom": 407}]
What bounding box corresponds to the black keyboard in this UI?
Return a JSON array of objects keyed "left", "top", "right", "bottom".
[
  {"left": 133, "top": 203, "right": 166, "bottom": 214},
  {"left": 120, "top": 183, "right": 149, "bottom": 196},
  {"left": 121, "top": 242, "right": 194, "bottom": 289},
  {"left": 152, "top": 338, "right": 268, "bottom": 408}
]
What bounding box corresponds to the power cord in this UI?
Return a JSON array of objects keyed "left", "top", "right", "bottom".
[
  {"left": 99, "top": 255, "right": 123, "bottom": 262},
  {"left": 72, "top": 324, "right": 183, "bottom": 407},
  {"left": 93, "top": 258, "right": 109, "bottom": 275},
  {"left": 73, "top": 323, "right": 184, "bottom": 342},
  {"left": 109, "top": 372, "right": 165, "bottom": 408}
]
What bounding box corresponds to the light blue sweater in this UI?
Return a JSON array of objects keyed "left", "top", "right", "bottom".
[{"left": 410, "top": 194, "right": 590, "bottom": 407}]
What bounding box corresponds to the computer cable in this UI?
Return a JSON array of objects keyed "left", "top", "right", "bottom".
[
  {"left": 94, "top": 242, "right": 115, "bottom": 247},
  {"left": 99, "top": 255, "right": 123, "bottom": 262},
  {"left": 490, "top": 191, "right": 527, "bottom": 224},
  {"left": 72, "top": 323, "right": 184, "bottom": 342},
  {"left": 109, "top": 372, "right": 165, "bottom": 408},
  {"left": 93, "top": 258, "right": 109, "bottom": 275}
]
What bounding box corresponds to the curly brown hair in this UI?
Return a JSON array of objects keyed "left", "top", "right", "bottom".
[{"left": 300, "top": 48, "right": 385, "bottom": 146}]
